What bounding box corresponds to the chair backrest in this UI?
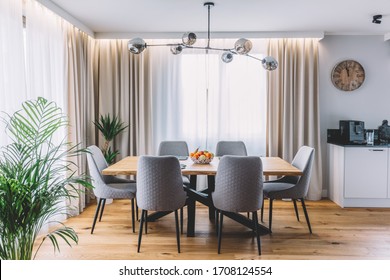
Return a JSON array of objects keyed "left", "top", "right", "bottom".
[
  {"left": 213, "top": 156, "right": 263, "bottom": 212},
  {"left": 158, "top": 141, "right": 189, "bottom": 156},
  {"left": 137, "top": 156, "right": 187, "bottom": 211},
  {"left": 215, "top": 141, "right": 248, "bottom": 157},
  {"left": 86, "top": 145, "right": 108, "bottom": 198},
  {"left": 291, "top": 146, "right": 315, "bottom": 198}
]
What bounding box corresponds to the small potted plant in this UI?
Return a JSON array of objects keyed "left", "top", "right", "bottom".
[{"left": 93, "top": 114, "right": 128, "bottom": 164}]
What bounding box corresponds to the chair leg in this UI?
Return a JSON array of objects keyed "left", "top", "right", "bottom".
[
  {"left": 131, "top": 198, "right": 135, "bottom": 233},
  {"left": 91, "top": 198, "right": 103, "bottom": 234},
  {"left": 217, "top": 211, "right": 224, "bottom": 254},
  {"left": 253, "top": 211, "right": 261, "bottom": 255},
  {"left": 145, "top": 210, "right": 148, "bottom": 234},
  {"left": 268, "top": 198, "right": 273, "bottom": 233},
  {"left": 293, "top": 199, "right": 300, "bottom": 221},
  {"left": 137, "top": 210, "right": 146, "bottom": 253},
  {"left": 136, "top": 203, "right": 139, "bottom": 221},
  {"left": 301, "top": 198, "right": 312, "bottom": 234},
  {"left": 98, "top": 198, "right": 106, "bottom": 222},
  {"left": 252, "top": 211, "right": 255, "bottom": 233},
  {"left": 180, "top": 207, "right": 184, "bottom": 234},
  {"left": 215, "top": 209, "right": 219, "bottom": 236},
  {"left": 260, "top": 198, "right": 264, "bottom": 223},
  {"left": 175, "top": 210, "right": 181, "bottom": 253}
]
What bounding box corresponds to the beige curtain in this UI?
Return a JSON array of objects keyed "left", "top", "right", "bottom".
[
  {"left": 66, "top": 24, "right": 96, "bottom": 214},
  {"left": 266, "top": 38, "right": 322, "bottom": 200},
  {"left": 65, "top": 38, "right": 153, "bottom": 213},
  {"left": 94, "top": 40, "right": 153, "bottom": 157}
]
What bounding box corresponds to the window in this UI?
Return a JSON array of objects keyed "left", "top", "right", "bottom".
[
  {"left": 151, "top": 43, "right": 267, "bottom": 157},
  {"left": 179, "top": 52, "right": 267, "bottom": 155}
]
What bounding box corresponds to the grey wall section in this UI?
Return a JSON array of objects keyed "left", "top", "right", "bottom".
[{"left": 319, "top": 35, "right": 390, "bottom": 195}]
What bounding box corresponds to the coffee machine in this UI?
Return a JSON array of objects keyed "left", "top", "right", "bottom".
[
  {"left": 339, "top": 120, "right": 365, "bottom": 144},
  {"left": 327, "top": 120, "right": 365, "bottom": 145}
]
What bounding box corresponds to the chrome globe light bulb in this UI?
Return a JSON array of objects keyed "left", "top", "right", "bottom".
[
  {"left": 234, "top": 38, "right": 252, "bottom": 55},
  {"left": 128, "top": 38, "right": 147, "bottom": 54},
  {"left": 170, "top": 45, "right": 183, "bottom": 55},
  {"left": 182, "top": 32, "right": 197, "bottom": 46},
  {"left": 262, "top": 56, "right": 278, "bottom": 71},
  {"left": 221, "top": 52, "right": 234, "bottom": 63}
]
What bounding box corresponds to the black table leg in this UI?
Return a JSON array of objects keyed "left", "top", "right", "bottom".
[
  {"left": 146, "top": 211, "right": 172, "bottom": 221},
  {"left": 184, "top": 174, "right": 270, "bottom": 236},
  {"left": 207, "top": 175, "right": 215, "bottom": 220},
  {"left": 186, "top": 175, "right": 197, "bottom": 237}
]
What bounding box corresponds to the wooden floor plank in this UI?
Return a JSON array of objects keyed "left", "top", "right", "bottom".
[{"left": 33, "top": 199, "right": 390, "bottom": 260}]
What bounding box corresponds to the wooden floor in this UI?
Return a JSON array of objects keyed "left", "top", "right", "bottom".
[{"left": 34, "top": 199, "right": 390, "bottom": 260}]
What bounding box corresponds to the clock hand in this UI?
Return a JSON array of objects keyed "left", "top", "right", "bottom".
[{"left": 344, "top": 61, "right": 350, "bottom": 77}]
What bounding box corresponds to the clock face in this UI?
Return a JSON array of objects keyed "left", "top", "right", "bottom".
[{"left": 331, "top": 60, "right": 365, "bottom": 91}]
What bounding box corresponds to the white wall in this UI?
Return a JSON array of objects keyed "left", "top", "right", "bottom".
[{"left": 319, "top": 35, "right": 390, "bottom": 194}]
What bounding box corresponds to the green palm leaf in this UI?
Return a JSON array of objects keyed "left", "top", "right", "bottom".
[
  {"left": 0, "top": 97, "right": 91, "bottom": 260},
  {"left": 93, "top": 113, "right": 128, "bottom": 163}
]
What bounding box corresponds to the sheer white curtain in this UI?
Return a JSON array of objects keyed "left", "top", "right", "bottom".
[
  {"left": 23, "top": 0, "right": 69, "bottom": 222},
  {"left": 0, "top": 0, "right": 68, "bottom": 148},
  {"left": 0, "top": 0, "right": 26, "bottom": 146},
  {"left": 1, "top": 0, "right": 82, "bottom": 223},
  {"left": 150, "top": 39, "right": 268, "bottom": 156},
  {"left": 24, "top": 0, "right": 67, "bottom": 109},
  {"left": 149, "top": 39, "right": 184, "bottom": 151}
]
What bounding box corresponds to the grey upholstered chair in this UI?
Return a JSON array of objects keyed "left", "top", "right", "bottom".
[
  {"left": 157, "top": 141, "right": 190, "bottom": 233},
  {"left": 212, "top": 156, "right": 263, "bottom": 255},
  {"left": 136, "top": 156, "right": 187, "bottom": 253},
  {"left": 158, "top": 141, "right": 189, "bottom": 158},
  {"left": 262, "top": 146, "right": 315, "bottom": 234},
  {"left": 158, "top": 141, "right": 190, "bottom": 185},
  {"left": 215, "top": 141, "right": 250, "bottom": 217},
  {"left": 86, "top": 145, "right": 137, "bottom": 234},
  {"left": 215, "top": 141, "right": 248, "bottom": 157}
]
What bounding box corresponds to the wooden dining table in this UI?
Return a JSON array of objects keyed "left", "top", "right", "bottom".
[{"left": 102, "top": 156, "right": 303, "bottom": 237}]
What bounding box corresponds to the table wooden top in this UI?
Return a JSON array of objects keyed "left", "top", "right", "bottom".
[{"left": 102, "top": 156, "right": 303, "bottom": 176}]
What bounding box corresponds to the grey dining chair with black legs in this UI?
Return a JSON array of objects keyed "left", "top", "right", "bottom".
[
  {"left": 212, "top": 156, "right": 263, "bottom": 255},
  {"left": 158, "top": 141, "right": 190, "bottom": 159},
  {"left": 215, "top": 141, "right": 251, "bottom": 219},
  {"left": 215, "top": 141, "right": 248, "bottom": 157},
  {"left": 136, "top": 156, "right": 187, "bottom": 253},
  {"left": 261, "top": 146, "right": 315, "bottom": 234},
  {"left": 158, "top": 140, "right": 190, "bottom": 233},
  {"left": 86, "top": 145, "right": 137, "bottom": 234}
]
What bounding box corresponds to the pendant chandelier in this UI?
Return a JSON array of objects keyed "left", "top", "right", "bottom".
[{"left": 127, "top": 2, "right": 278, "bottom": 71}]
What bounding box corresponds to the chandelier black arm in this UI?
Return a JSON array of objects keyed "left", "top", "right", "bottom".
[
  {"left": 146, "top": 43, "right": 238, "bottom": 54},
  {"left": 146, "top": 43, "right": 184, "bottom": 47},
  {"left": 244, "top": 53, "right": 265, "bottom": 62},
  {"left": 146, "top": 43, "right": 234, "bottom": 53},
  {"left": 185, "top": 45, "right": 233, "bottom": 52}
]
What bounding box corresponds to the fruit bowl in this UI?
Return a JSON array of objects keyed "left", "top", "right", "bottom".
[{"left": 190, "top": 149, "right": 214, "bottom": 164}]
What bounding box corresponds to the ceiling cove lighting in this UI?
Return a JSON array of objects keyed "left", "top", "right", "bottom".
[{"left": 127, "top": 2, "right": 278, "bottom": 71}]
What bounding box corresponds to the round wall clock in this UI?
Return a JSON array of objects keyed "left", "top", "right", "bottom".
[{"left": 331, "top": 60, "right": 365, "bottom": 91}]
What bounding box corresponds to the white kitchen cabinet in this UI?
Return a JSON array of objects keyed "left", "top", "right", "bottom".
[{"left": 328, "top": 144, "right": 390, "bottom": 207}]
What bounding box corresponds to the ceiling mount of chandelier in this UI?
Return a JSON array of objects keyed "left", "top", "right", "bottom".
[{"left": 127, "top": 2, "right": 278, "bottom": 71}]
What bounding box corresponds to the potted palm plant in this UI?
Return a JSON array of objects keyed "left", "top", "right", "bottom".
[
  {"left": 93, "top": 114, "right": 128, "bottom": 164},
  {"left": 0, "top": 97, "right": 91, "bottom": 260}
]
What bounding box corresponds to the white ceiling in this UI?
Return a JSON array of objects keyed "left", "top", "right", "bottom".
[{"left": 44, "top": 0, "right": 390, "bottom": 38}]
